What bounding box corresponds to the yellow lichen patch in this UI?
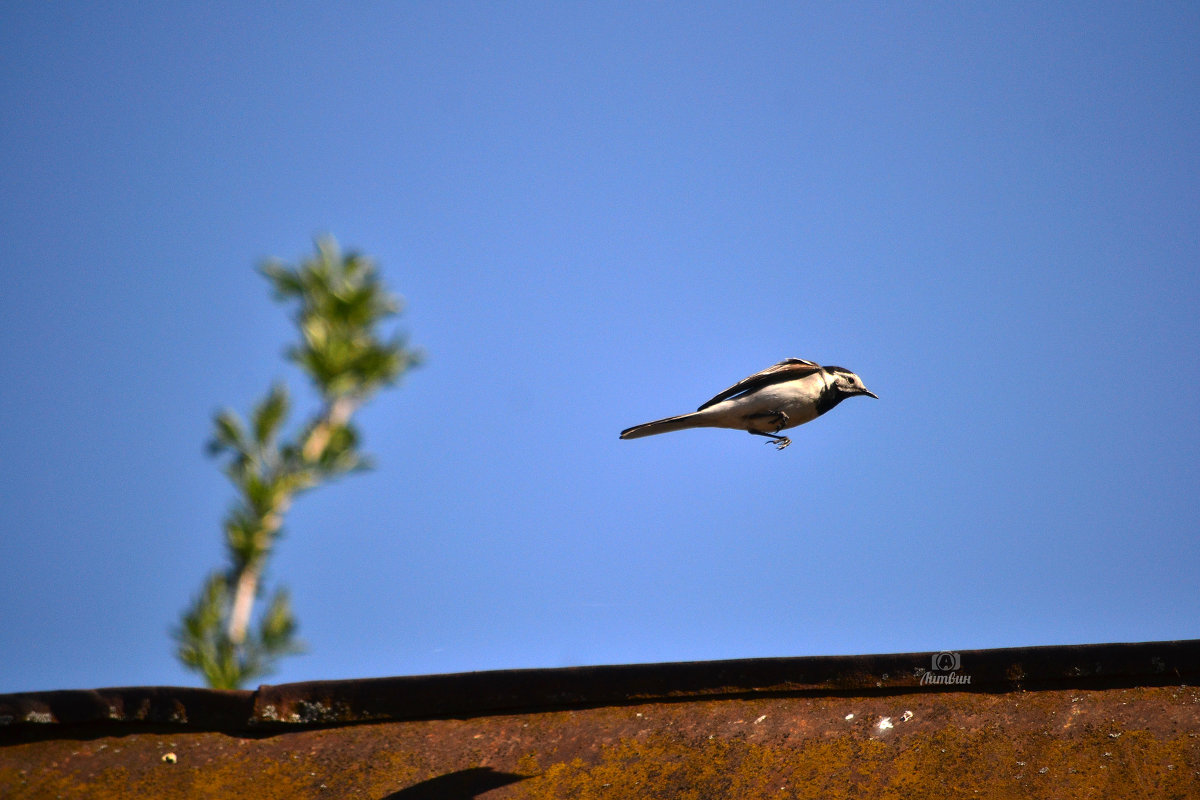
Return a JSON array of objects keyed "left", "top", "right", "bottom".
[
  {"left": 515, "top": 726, "right": 1199, "bottom": 800},
  {"left": 515, "top": 751, "right": 540, "bottom": 776}
]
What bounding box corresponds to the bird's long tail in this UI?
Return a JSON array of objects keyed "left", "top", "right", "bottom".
[{"left": 620, "top": 412, "right": 709, "bottom": 440}]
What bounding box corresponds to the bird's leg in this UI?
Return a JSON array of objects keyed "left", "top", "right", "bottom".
[
  {"left": 744, "top": 410, "right": 791, "bottom": 450},
  {"left": 749, "top": 430, "right": 792, "bottom": 450},
  {"left": 746, "top": 410, "right": 789, "bottom": 431}
]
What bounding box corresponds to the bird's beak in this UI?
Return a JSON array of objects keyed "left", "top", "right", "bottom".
[{"left": 861, "top": 389, "right": 878, "bottom": 399}]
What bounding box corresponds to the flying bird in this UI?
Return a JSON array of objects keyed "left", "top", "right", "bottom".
[{"left": 619, "top": 358, "right": 877, "bottom": 450}]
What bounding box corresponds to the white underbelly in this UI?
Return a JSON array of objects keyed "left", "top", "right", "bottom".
[{"left": 698, "top": 380, "right": 822, "bottom": 432}]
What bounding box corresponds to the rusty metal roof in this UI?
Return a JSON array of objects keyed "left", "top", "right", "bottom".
[{"left": 2, "top": 639, "right": 1198, "bottom": 798}]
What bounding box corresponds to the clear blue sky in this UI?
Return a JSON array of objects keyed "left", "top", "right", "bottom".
[{"left": 2, "top": 3, "right": 1197, "bottom": 694}]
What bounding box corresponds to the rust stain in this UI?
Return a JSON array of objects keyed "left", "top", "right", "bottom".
[{"left": 2, "top": 641, "right": 1198, "bottom": 798}]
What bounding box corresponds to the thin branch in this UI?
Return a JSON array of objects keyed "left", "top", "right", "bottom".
[{"left": 174, "top": 238, "right": 418, "bottom": 689}]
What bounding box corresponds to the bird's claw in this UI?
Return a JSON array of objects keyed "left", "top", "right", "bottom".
[{"left": 762, "top": 436, "right": 791, "bottom": 451}]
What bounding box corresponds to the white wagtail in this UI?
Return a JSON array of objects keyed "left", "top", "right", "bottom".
[{"left": 620, "top": 358, "right": 877, "bottom": 450}]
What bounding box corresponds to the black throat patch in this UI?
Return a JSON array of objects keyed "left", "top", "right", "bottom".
[{"left": 815, "top": 382, "right": 847, "bottom": 417}]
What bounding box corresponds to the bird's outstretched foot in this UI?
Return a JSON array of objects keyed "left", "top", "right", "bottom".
[{"left": 750, "top": 430, "right": 791, "bottom": 450}]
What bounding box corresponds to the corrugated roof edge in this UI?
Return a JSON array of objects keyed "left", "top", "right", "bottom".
[{"left": 2, "top": 639, "right": 1196, "bottom": 734}]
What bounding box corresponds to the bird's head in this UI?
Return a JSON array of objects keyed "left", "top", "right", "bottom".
[{"left": 825, "top": 367, "right": 878, "bottom": 400}]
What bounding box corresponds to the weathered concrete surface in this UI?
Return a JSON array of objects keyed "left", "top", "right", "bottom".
[{"left": 2, "top": 640, "right": 1198, "bottom": 798}]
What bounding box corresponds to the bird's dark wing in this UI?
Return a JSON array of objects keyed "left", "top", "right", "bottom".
[{"left": 697, "top": 358, "right": 823, "bottom": 410}]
